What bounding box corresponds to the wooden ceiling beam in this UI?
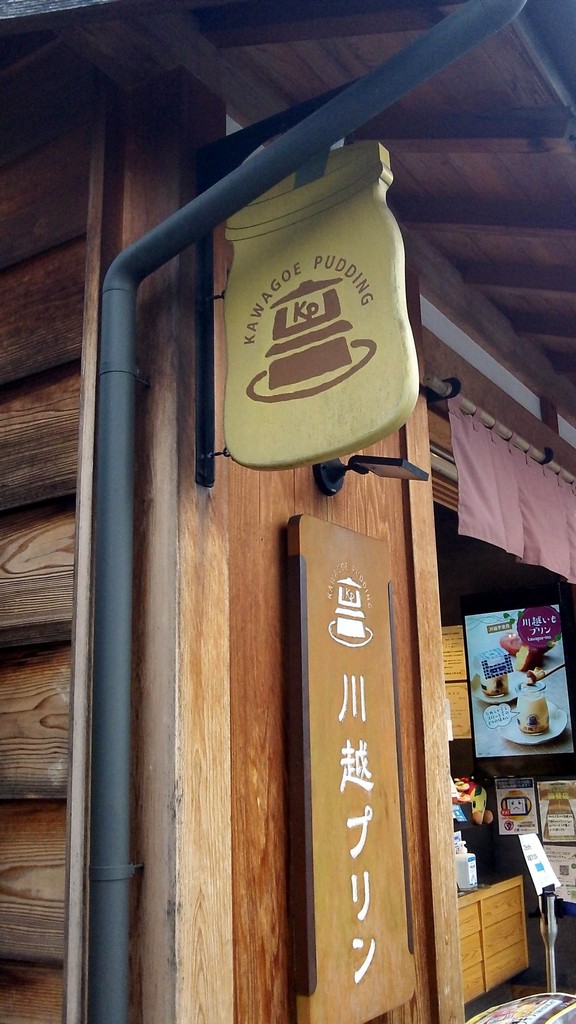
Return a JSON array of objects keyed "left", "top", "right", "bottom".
[
  {"left": 140, "top": 11, "right": 288, "bottom": 121},
  {"left": 194, "top": 0, "right": 444, "bottom": 47},
  {"left": 61, "top": 18, "right": 179, "bottom": 89},
  {"left": 546, "top": 351, "right": 576, "bottom": 373},
  {"left": 512, "top": 312, "right": 576, "bottom": 339},
  {"left": 395, "top": 197, "right": 576, "bottom": 238},
  {"left": 357, "top": 106, "right": 576, "bottom": 153},
  {"left": 403, "top": 227, "right": 576, "bottom": 423},
  {"left": 462, "top": 262, "right": 576, "bottom": 294}
]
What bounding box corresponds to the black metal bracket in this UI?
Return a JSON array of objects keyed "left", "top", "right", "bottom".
[
  {"left": 424, "top": 376, "right": 461, "bottom": 405},
  {"left": 539, "top": 446, "right": 555, "bottom": 465},
  {"left": 313, "top": 455, "right": 429, "bottom": 496}
]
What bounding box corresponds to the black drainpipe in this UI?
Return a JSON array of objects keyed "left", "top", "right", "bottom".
[{"left": 87, "top": 1, "right": 528, "bottom": 1020}]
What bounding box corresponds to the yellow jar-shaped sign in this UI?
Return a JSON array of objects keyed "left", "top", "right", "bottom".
[{"left": 223, "top": 143, "right": 419, "bottom": 469}]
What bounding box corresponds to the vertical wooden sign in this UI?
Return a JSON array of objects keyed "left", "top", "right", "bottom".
[{"left": 287, "top": 515, "right": 415, "bottom": 1024}]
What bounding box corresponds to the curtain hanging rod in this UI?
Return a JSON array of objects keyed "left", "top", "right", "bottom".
[{"left": 424, "top": 375, "right": 576, "bottom": 486}]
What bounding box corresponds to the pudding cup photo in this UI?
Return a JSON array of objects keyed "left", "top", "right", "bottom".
[
  {"left": 517, "top": 691, "right": 549, "bottom": 735},
  {"left": 477, "top": 649, "right": 514, "bottom": 698},
  {"left": 480, "top": 673, "right": 509, "bottom": 698}
]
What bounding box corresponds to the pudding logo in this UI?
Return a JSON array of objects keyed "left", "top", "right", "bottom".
[
  {"left": 222, "top": 142, "right": 420, "bottom": 469},
  {"left": 328, "top": 575, "right": 374, "bottom": 648},
  {"left": 247, "top": 272, "right": 376, "bottom": 403}
]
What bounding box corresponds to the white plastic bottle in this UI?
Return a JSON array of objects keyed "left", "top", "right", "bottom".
[{"left": 455, "top": 839, "right": 477, "bottom": 890}]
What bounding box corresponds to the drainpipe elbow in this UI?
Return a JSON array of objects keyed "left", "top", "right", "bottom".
[{"left": 102, "top": 246, "right": 142, "bottom": 297}]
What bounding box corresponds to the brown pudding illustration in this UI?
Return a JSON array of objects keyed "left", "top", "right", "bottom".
[{"left": 247, "top": 277, "right": 376, "bottom": 402}]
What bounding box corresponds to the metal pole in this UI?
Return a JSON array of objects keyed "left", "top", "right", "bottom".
[
  {"left": 87, "top": 1, "right": 528, "bottom": 1020},
  {"left": 540, "top": 887, "right": 559, "bottom": 993}
]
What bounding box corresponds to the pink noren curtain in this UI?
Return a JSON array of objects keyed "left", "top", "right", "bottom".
[{"left": 448, "top": 397, "right": 576, "bottom": 583}]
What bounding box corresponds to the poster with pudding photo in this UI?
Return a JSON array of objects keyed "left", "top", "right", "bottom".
[{"left": 461, "top": 585, "right": 576, "bottom": 777}]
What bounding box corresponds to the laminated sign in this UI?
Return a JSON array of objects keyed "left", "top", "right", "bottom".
[{"left": 223, "top": 143, "right": 419, "bottom": 469}]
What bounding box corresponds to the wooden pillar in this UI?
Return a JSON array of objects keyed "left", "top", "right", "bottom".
[
  {"left": 69, "top": 76, "right": 461, "bottom": 1024},
  {"left": 67, "top": 71, "right": 232, "bottom": 1023}
]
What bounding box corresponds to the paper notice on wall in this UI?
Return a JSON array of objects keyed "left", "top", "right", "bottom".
[
  {"left": 537, "top": 780, "right": 576, "bottom": 842},
  {"left": 543, "top": 844, "right": 576, "bottom": 904},
  {"left": 442, "top": 625, "right": 467, "bottom": 681},
  {"left": 445, "top": 682, "right": 471, "bottom": 739},
  {"left": 496, "top": 778, "right": 537, "bottom": 835}
]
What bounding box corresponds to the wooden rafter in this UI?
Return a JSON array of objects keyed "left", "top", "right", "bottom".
[
  {"left": 463, "top": 262, "right": 576, "bottom": 294},
  {"left": 357, "top": 105, "right": 576, "bottom": 153},
  {"left": 195, "top": 0, "right": 444, "bottom": 47},
  {"left": 512, "top": 312, "right": 576, "bottom": 338},
  {"left": 395, "top": 197, "right": 576, "bottom": 237},
  {"left": 546, "top": 351, "right": 576, "bottom": 373}
]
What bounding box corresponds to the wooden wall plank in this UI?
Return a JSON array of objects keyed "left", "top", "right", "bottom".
[
  {"left": 0, "top": 239, "right": 85, "bottom": 386},
  {"left": 0, "top": 801, "right": 66, "bottom": 964},
  {"left": 175, "top": 194, "right": 234, "bottom": 1024},
  {"left": 0, "top": 645, "right": 70, "bottom": 798},
  {"left": 0, "top": 127, "right": 90, "bottom": 271},
  {"left": 62, "top": 76, "right": 110, "bottom": 1024},
  {"left": 0, "top": 501, "right": 75, "bottom": 647},
  {"left": 228, "top": 461, "right": 294, "bottom": 1024},
  {"left": 126, "top": 77, "right": 182, "bottom": 1024},
  {"left": 428, "top": 408, "right": 452, "bottom": 455},
  {"left": 0, "top": 963, "right": 62, "bottom": 1024},
  {"left": 364, "top": 430, "right": 438, "bottom": 1024},
  {"left": 0, "top": 365, "right": 80, "bottom": 510},
  {"left": 170, "top": 77, "right": 235, "bottom": 1022},
  {"left": 404, "top": 395, "right": 465, "bottom": 1024},
  {"left": 432, "top": 473, "right": 459, "bottom": 512}
]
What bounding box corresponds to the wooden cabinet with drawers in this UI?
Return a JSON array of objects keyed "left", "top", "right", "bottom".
[{"left": 458, "top": 876, "right": 529, "bottom": 1003}]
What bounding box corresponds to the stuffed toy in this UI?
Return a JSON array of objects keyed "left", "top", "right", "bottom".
[{"left": 453, "top": 777, "right": 494, "bottom": 825}]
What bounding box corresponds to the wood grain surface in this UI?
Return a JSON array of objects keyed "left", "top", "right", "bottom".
[
  {"left": 173, "top": 80, "right": 234, "bottom": 1024},
  {"left": 0, "top": 801, "right": 66, "bottom": 964},
  {"left": 0, "top": 366, "right": 80, "bottom": 510},
  {"left": 0, "top": 963, "right": 62, "bottom": 1024},
  {"left": 0, "top": 500, "right": 75, "bottom": 647},
  {"left": 0, "top": 646, "right": 70, "bottom": 798},
  {"left": 0, "top": 239, "right": 85, "bottom": 386},
  {"left": 0, "top": 127, "right": 89, "bottom": 273},
  {"left": 405, "top": 395, "right": 465, "bottom": 1024}
]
